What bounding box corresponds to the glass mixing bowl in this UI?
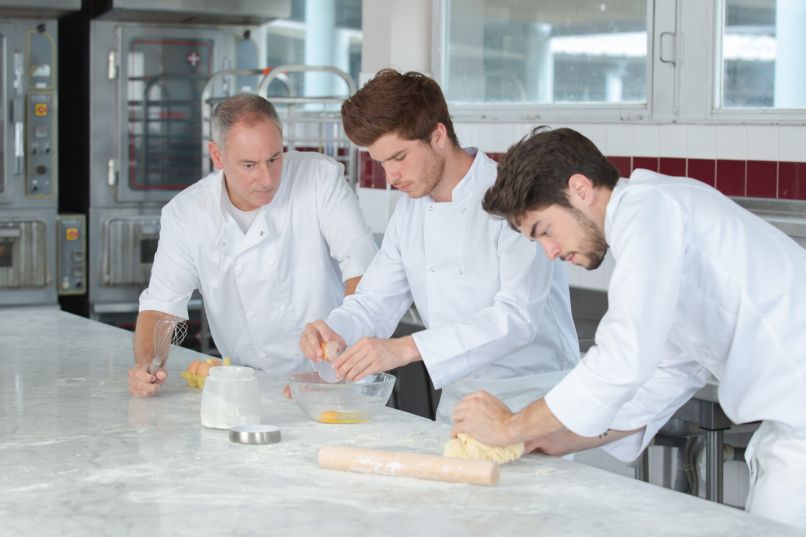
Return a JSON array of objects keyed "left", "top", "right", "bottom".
[{"left": 287, "top": 371, "right": 396, "bottom": 424}]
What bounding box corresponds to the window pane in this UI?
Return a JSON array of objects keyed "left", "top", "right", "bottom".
[
  {"left": 721, "top": 0, "right": 806, "bottom": 108},
  {"left": 264, "top": 0, "right": 362, "bottom": 97},
  {"left": 442, "top": 0, "right": 648, "bottom": 105}
]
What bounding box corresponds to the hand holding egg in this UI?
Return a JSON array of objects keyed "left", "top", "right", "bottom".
[{"left": 299, "top": 320, "right": 346, "bottom": 362}]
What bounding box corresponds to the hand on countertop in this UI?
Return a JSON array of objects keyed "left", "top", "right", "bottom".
[
  {"left": 128, "top": 363, "right": 167, "bottom": 397},
  {"left": 333, "top": 336, "right": 420, "bottom": 382},
  {"left": 300, "top": 320, "right": 346, "bottom": 362}
]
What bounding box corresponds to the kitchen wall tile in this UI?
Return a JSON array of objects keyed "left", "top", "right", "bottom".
[
  {"left": 778, "top": 126, "right": 806, "bottom": 162},
  {"left": 659, "top": 157, "right": 686, "bottom": 177},
  {"left": 686, "top": 125, "right": 717, "bottom": 159},
  {"left": 779, "top": 162, "right": 806, "bottom": 200},
  {"left": 716, "top": 159, "right": 746, "bottom": 196},
  {"left": 658, "top": 125, "right": 688, "bottom": 158},
  {"left": 631, "top": 125, "right": 660, "bottom": 157},
  {"left": 746, "top": 161, "right": 777, "bottom": 198},
  {"left": 746, "top": 126, "right": 779, "bottom": 161},
  {"left": 633, "top": 157, "right": 659, "bottom": 172},
  {"left": 715, "top": 125, "right": 747, "bottom": 160},
  {"left": 687, "top": 159, "right": 716, "bottom": 186},
  {"left": 605, "top": 124, "right": 633, "bottom": 155},
  {"left": 607, "top": 156, "right": 632, "bottom": 178}
]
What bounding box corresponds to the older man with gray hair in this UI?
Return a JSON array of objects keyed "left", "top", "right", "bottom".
[{"left": 129, "top": 94, "right": 377, "bottom": 397}]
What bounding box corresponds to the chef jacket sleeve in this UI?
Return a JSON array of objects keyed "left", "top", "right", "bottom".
[
  {"left": 315, "top": 161, "right": 378, "bottom": 281},
  {"left": 325, "top": 201, "right": 414, "bottom": 344},
  {"left": 545, "top": 188, "right": 687, "bottom": 437},
  {"left": 411, "top": 225, "right": 552, "bottom": 389},
  {"left": 601, "top": 339, "right": 712, "bottom": 461},
  {"left": 138, "top": 201, "right": 200, "bottom": 320}
]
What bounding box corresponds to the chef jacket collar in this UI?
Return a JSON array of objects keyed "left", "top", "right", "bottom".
[
  {"left": 604, "top": 177, "right": 630, "bottom": 243},
  {"left": 427, "top": 147, "right": 483, "bottom": 204}
]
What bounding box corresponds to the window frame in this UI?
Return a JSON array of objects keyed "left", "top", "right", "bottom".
[{"left": 432, "top": 0, "right": 806, "bottom": 125}]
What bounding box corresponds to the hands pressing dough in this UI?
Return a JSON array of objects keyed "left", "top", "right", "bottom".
[{"left": 443, "top": 433, "right": 525, "bottom": 464}]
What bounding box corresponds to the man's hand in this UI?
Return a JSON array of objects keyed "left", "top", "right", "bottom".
[
  {"left": 333, "top": 336, "right": 420, "bottom": 382},
  {"left": 128, "top": 363, "right": 167, "bottom": 397},
  {"left": 450, "top": 390, "right": 517, "bottom": 446},
  {"left": 300, "top": 320, "right": 347, "bottom": 361}
]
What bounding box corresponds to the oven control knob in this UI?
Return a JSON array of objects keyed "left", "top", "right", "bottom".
[{"left": 36, "top": 165, "right": 47, "bottom": 175}]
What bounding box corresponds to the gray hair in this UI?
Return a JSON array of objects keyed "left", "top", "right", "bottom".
[{"left": 210, "top": 94, "right": 283, "bottom": 148}]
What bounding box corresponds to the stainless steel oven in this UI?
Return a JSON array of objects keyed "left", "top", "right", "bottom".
[
  {"left": 86, "top": 0, "right": 290, "bottom": 318},
  {"left": 0, "top": 3, "right": 81, "bottom": 306}
]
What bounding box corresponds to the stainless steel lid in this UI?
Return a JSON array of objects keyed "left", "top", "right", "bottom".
[{"left": 229, "top": 424, "right": 281, "bottom": 445}]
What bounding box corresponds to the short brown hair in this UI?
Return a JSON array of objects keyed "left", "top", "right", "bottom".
[
  {"left": 341, "top": 69, "right": 459, "bottom": 147},
  {"left": 483, "top": 127, "right": 620, "bottom": 228}
]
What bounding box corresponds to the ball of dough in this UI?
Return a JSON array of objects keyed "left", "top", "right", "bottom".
[{"left": 443, "top": 433, "right": 525, "bottom": 464}]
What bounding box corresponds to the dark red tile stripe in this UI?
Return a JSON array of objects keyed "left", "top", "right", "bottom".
[
  {"left": 357, "top": 151, "right": 806, "bottom": 200},
  {"left": 659, "top": 157, "right": 686, "bottom": 177},
  {"left": 746, "top": 161, "right": 777, "bottom": 198},
  {"left": 687, "top": 159, "right": 716, "bottom": 187},
  {"left": 716, "top": 159, "right": 746, "bottom": 197},
  {"left": 633, "top": 157, "right": 659, "bottom": 172},
  {"left": 779, "top": 162, "right": 806, "bottom": 201}
]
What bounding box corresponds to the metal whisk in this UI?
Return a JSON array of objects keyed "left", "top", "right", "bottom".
[{"left": 147, "top": 318, "right": 189, "bottom": 374}]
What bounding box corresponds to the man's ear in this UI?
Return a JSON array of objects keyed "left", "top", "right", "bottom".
[
  {"left": 209, "top": 140, "right": 224, "bottom": 170},
  {"left": 430, "top": 122, "right": 448, "bottom": 150},
  {"left": 567, "top": 173, "right": 595, "bottom": 207}
]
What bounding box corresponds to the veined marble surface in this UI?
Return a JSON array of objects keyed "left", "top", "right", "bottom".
[{"left": 0, "top": 309, "right": 800, "bottom": 537}]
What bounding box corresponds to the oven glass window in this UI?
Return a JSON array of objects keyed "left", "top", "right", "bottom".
[
  {"left": 140, "top": 238, "right": 158, "bottom": 264},
  {"left": 127, "top": 38, "right": 214, "bottom": 191},
  {"left": 0, "top": 240, "right": 13, "bottom": 268}
]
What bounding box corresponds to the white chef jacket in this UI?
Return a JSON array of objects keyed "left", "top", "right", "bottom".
[
  {"left": 544, "top": 169, "right": 806, "bottom": 459},
  {"left": 139, "top": 151, "right": 378, "bottom": 378},
  {"left": 326, "top": 149, "right": 580, "bottom": 420}
]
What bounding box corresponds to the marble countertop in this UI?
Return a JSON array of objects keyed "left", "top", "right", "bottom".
[{"left": 0, "top": 309, "right": 799, "bottom": 537}]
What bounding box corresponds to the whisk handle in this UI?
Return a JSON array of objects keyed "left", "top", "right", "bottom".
[{"left": 146, "top": 356, "right": 166, "bottom": 375}]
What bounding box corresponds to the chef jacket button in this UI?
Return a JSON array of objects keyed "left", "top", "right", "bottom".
[
  {"left": 473, "top": 374, "right": 480, "bottom": 380},
  {"left": 429, "top": 266, "right": 436, "bottom": 272},
  {"left": 259, "top": 230, "right": 264, "bottom": 236},
  {"left": 458, "top": 269, "right": 464, "bottom": 276},
  {"left": 247, "top": 310, "right": 255, "bottom": 317},
  {"left": 461, "top": 207, "right": 467, "bottom": 213},
  {"left": 427, "top": 206, "right": 433, "bottom": 212},
  {"left": 259, "top": 353, "right": 267, "bottom": 359}
]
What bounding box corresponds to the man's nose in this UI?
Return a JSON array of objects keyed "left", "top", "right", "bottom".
[
  {"left": 540, "top": 239, "right": 560, "bottom": 260},
  {"left": 258, "top": 164, "right": 275, "bottom": 186},
  {"left": 383, "top": 163, "right": 401, "bottom": 183}
]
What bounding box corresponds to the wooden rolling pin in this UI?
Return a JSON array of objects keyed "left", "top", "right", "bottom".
[{"left": 319, "top": 446, "right": 499, "bottom": 486}]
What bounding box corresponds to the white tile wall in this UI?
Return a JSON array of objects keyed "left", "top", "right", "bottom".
[
  {"left": 715, "top": 125, "right": 748, "bottom": 160},
  {"left": 686, "top": 125, "right": 717, "bottom": 159},
  {"left": 605, "top": 124, "right": 633, "bottom": 155},
  {"left": 658, "top": 125, "right": 688, "bottom": 157},
  {"left": 746, "top": 126, "right": 780, "bottom": 161},
  {"left": 777, "top": 125, "right": 806, "bottom": 161},
  {"left": 631, "top": 125, "right": 660, "bottom": 157}
]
